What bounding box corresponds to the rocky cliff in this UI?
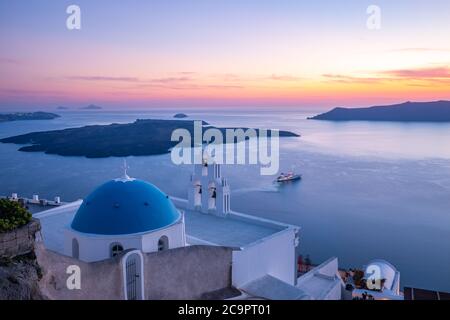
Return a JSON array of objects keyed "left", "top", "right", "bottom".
[{"left": 0, "top": 219, "right": 47, "bottom": 300}]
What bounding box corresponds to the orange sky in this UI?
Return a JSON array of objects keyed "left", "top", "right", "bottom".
[{"left": 0, "top": 1, "right": 449, "bottom": 109}]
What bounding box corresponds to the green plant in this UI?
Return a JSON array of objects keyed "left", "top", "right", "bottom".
[{"left": 0, "top": 199, "right": 32, "bottom": 232}]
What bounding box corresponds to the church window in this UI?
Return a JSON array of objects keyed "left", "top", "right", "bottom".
[
  {"left": 72, "top": 238, "right": 79, "bottom": 259},
  {"left": 111, "top": 243, "right": 124, "bottom": 257},
  {"left": 158, "top": 236, "right": 169, "bottom": 251}
]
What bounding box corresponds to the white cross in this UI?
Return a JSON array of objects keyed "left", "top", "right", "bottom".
[{"left": 122, "top": 159, "right": 130, "bottom": 179}]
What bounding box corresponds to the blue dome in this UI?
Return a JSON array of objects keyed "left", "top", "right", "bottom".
[{"left": 71, "top": 179, "right": 181, "bottom": 235}]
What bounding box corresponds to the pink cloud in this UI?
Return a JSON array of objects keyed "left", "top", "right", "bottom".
[
  {"left": 0, "top": 58, "right": 21, "bottom": 65},
  {"left": 389, "top": 48, "right": 450, "bottom": 53},
  {"left": 321, "top": 74, "right": 385, "bottom": 84},
  {"left": 268, "top": 74, "right": 303, "bottom": 81},
  {"left": 66, "top": 75, "right": 193, "bottom": 84},
  {"left": 67, "top": 76, "right": 140, "bottom": 82},
  {"left": 381, "top": 67, "right": 450, "bottom": 79},
  {"left": 322, "top": 66, "right": 450, "bottom": 85},
  {"left": 147, "top": 77, "right": 192, "bottom": 83}
]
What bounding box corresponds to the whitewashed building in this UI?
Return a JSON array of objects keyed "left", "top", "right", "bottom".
[
  {"left": 34, "top": 161, "right": 344, "bottom": 300},
  {"left": 349, "top": 259, "right": 403, "bottom": 300}
]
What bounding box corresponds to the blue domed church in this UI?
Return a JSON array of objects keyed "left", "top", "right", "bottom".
[
  {"left": 64, "top": 172, "right": 186, "bottom": 262},
  {"left": 32, "top": 161, "right": 345, "bottom": 300}
]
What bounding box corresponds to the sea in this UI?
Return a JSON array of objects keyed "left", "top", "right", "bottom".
[{"left": 1, "top": 108, "right": 450, "bottom": 292}]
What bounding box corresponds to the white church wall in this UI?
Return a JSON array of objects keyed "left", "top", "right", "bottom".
[
  {"left": 64, "top": 218, "right": 186, "bottom": 262},
  {"left": 141, "top": 221, "right": 185, "bottom": 252},
  {"left": 64, "top": 229, "right": 142, "bottom": 262},
  {"left": 232, "top": 228, "right": 297, "bottom": 288}
]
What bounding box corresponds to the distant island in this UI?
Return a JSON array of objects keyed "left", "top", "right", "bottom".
[
  {"left": 80, "top": 104, "right": 102, "bottom": 110},
  {"left": 56, "top": 106, "right": 69, "bottom": 110},
  {"left": 0, "top": 112, "right": 60, "bottom": 123},
  {"left": 0, "top": 119, "right": 299, "bottom": 158},
  {"left": 309, "top": 100, "right": 450, "bottom": 122},
  {"left": 174, "top": 113, "right": 188, "bottom": 119}
]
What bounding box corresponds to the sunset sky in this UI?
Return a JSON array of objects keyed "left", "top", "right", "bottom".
[{"left": 0, "top": 0, "right": 449, "bottom": 110}]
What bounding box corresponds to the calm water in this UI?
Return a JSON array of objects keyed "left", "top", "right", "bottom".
[{"left": 1, "top": 109, "right": 450, "bottom": 291}]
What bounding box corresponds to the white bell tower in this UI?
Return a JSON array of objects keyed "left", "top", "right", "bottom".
[{"left": 188, "top": 160, "right": 231, "bottom": 217}]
